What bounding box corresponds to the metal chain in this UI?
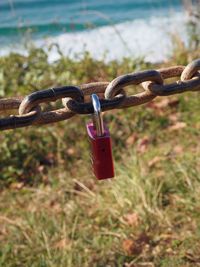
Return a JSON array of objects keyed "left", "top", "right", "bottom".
[{"left": 0, "top": 59, "right": 200, "bottom": 131}]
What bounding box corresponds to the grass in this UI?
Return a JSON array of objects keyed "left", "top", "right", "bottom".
[{"left": 0, "top": 43, "right": 200, "bottom": 266}]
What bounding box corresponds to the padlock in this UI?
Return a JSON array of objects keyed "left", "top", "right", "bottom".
[{"left": 86, "top": 94, "right": 114, "bottom": 180}]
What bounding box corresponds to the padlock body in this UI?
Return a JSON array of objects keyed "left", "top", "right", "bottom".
[{"left": 86, "top": 122, "right": 114, "bottom": 180}]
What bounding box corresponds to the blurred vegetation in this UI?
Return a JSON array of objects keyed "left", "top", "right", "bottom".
[
  {"left": 0, "top": 30, "right": 200, "bottom": 266},
  {"left": 183, "top": 0, "right": 200, "bottom": 49}
]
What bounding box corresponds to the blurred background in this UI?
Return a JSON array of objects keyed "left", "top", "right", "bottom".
[
  {"left": 0, "top": 0, "right": 198, "bottom": 61},
  {"left": 0, "top": 1, "right": 200, "bottom": 267}
]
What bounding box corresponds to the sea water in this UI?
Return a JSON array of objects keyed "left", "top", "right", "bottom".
[{"left": 0, "top": 0, "right": 189, "bottom": 62}]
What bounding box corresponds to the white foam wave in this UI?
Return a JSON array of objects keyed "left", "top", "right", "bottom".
[{"left": 0, "top": 12, "right": 189, "bottom": 63}]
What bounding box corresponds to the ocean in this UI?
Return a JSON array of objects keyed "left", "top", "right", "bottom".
[{"left": 0, "top": 0, "right": 188, "bottom": 62}]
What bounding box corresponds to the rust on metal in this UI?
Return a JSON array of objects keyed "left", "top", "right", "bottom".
[
  {"left": 0, "top": 58, "right": 200, "bottom": 131},
  {"left": 181, "top": 59, "right": 200, "bottom": 80},
  {"left": 104, "top": 70, "right": 163, "bottom": 99},
  {"left": 0, "top": 106, "right": 40, "bottom": 130},
  {"left": 0, "top": 97, "right": 23, "bottom": 111},
  {"left": 19, "top": 86, "right": 84, "bottom": 115},
  {"left": 158, "top": 66, "right": 185, "bottom": 79},
  {"left": 142, "top": 76, "right": 200, "bottom": 96}
]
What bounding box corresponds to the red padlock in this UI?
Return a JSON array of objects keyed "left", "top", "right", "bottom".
[{"left": 86, "top": 94, "right": 114, "bottom": 180}]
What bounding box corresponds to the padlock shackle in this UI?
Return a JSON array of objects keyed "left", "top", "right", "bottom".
[{"left": 91, "top": 94, "right": 104, "bottom": 136}]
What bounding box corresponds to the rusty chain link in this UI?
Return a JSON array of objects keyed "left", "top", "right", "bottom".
[{"left": 0, "top": 58, "right": 200, "bottom": 131}]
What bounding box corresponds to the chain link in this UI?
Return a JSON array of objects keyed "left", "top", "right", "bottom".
[
  {"left": 0, "top": 58, "right": 200, "bottom": 131},
  {"left": 142, "top": 63, "right": 200, "bottom": 96},
  {"left": 0, "top": 106, "right": 41, "bottom": 130}
]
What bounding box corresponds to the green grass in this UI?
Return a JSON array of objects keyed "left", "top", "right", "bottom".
[{"left": 0, "top": 44, "right": 200, "bottom": 266}]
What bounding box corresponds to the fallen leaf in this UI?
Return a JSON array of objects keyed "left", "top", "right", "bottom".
[
  {"left": 53, "top": 238, "right": 71, "bottom": 250},
  {"left": 67, "top": 148, "right": 76, "bottom": 156},
  {"left": 126, "top": 133, "right": 138, "bottom": 146},
  {"left": 10, "top": 182, "right": 24, "bottom": 190},
  {"left": 147, "top": 98, "right": 179, "bottom": 109},
  {"left": 37, "top": 165, "right": 45, "bottom": 173},
  {"left": 148, "top": 156, "right": 162, "bottom": 168},
  {"left": 122, "top": 239, "right": 142, "bottom": 255},
  {"left": 168, "top": 113, "right": 180, "bottom": 123},
  {"left": 155, "top": 170, "right": 165, "bottom": 178},
  {"left": 173, "top": 145, "right": 183, "bottom": 155},
  {"left": 154, "top": 98, "right": 170, "bottom": 109},
  {"left": 137, "top": 136, "right": 150, "bottom": 153},
  {"left": 124, "top": 212, "right": 139, "bottom": 226},
  {"left": 185, "top": 251, "right": 200, "bottom": 263},
  {"left": 168, "top": 122, "right": 186, "bottom": 132},
  {"left": 146, "top": 101, "right": 164, "bottom": 115},
  {"left": 152, "top": 245, "right": 161, "bottom": 256}
]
